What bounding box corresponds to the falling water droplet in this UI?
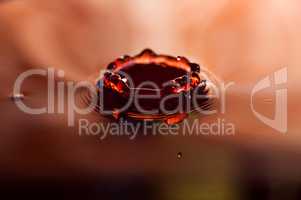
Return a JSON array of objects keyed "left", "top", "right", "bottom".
[
  {"left": 10, "top": 93, "right": 24, "bottom": 101},
  {"left": 177, "top": 152, "right": 182, "bottom": 159}
]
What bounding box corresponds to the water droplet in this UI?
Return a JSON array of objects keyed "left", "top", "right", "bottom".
[
  {"left": 177, "top": 152, "right": 182, "bottom": 159},
  {"left": 120, "top": 55, "right": 130, "bottom": 60},
  {"left": 10, "top": 93, "right": 24, "bottom": 101},
  {"left": 107, "top": 62, "right": 116, "bottom": 70},
  {"left": 139, "top": 48, "right": 156, "bottom": 56}
]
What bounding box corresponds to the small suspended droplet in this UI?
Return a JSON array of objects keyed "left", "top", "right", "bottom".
[
  {"left": 10, "top": 93, "right": 24, "bottom": 101},
  {"left": 177, "top": 152, "right": 182, "bottom": 159}
]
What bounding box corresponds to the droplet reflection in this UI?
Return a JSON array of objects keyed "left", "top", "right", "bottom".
[{"left": 177, "top": 152, "right": 182, "bottom": 159}]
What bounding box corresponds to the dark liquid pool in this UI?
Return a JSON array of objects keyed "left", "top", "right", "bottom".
[{"left": 119, "top": 63, "right": 188, "bottom": 88}]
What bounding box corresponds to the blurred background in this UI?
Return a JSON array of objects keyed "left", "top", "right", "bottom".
[{"left": 0, "top": 0, "right": 301, "bottom": 199}]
